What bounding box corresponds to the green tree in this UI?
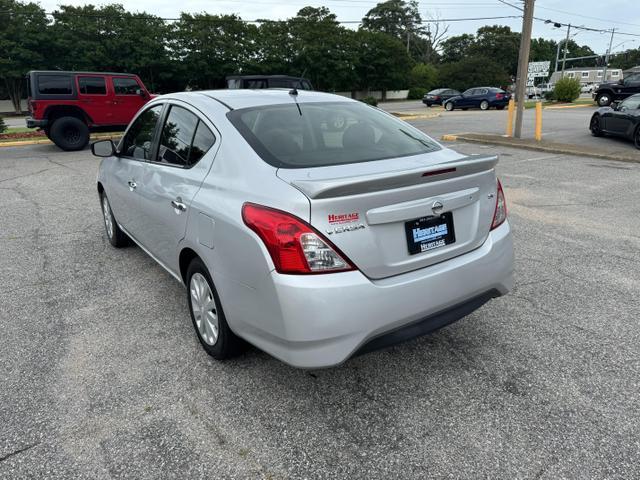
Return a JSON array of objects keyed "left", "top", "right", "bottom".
[
  {"left": 0, "top": 0, "right": 50, "bottom": 112},
  {"left": 437, "top": 56, "right": 511, "bottom": 92},
  {"left": 172, "top": 13, "right": 258, "bottom": 89},
  {"left": 439, "top": 34, "right": 475, "bottom": 64},
  {"left": 408, "top": 63, "right": 438, "bottom": 90},
  {"left": 286, "top": 7, "right": 358, "bottom": 92},
  {"left": 49, "top": 5, "right": 174, "bottom": 92},
  {"left": 354, "top": 30, "right": 412, "bottom": 99},
  {"left": 0, "top": 116, "right": 7, "bottom": 134},
  {"left": 610, "top": 48, "right": 640, "bottom": 70},
  {"left": 362, "top": 0, "right": 428, "bottom": 62},
  {"left": 469, "top": 25, "right": 520, "bottom": 75}
]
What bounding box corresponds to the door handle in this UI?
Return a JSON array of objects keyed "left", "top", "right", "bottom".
[
  {"left": 127, "top": 180, "right": 137, "bottom": 191},
  {"left": 171, "top": 199, "right": 187, "bottom": 213}
]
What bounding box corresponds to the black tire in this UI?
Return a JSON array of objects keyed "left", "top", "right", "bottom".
[
  {"left": 590, "top": 114, "right": 604, "bottom": 137},
  {"left": 186, "top": 257, "right": 243, "bottom": 360},
  {"left": 480, "top": 100, "right": 490, "bottom": 111},
  {"left": 444, "top": 102, "right": 454, "bottom": 111},
  {"left": 100, "top": 192, "right": 129, "bottom": 247},
  {"left": 49, "top": 116, "right": 89, "bottom": 151},
  {"left": 596, "top": 92, "right": 612, "bottom": 107},
  {"left": 496, "top": 105, "right": 505, "bottom": 111},
  {"left": 634, "top": 126, "right": 640, "bottom": 150}
]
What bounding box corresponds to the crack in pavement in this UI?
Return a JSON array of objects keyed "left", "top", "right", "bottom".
[{"left": 0, "top": 442, "right": 40, "bottom": 463}]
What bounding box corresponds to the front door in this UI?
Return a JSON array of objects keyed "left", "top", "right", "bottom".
[
  {"left": 108, "top": 104, "right": 164, "bottom": 237},
  {"left": 135, "top": 103, "right": 219, "bottom": 271},
  {"left": 110, "top": 76, "right": 149, "bottom": 126},
  {"left": 607, "top": 95, "right": 640, "bottom": 135}
]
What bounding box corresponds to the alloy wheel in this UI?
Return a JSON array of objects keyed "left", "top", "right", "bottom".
[
  {"left": 598, "top": 94, "right": 611, "bottom": 107},
  {"left": 190, "top": 272, "right": 219, "bottom": 346},
  {"left": 590, "top": 115, "right": 601, "bottom": 135},
  {"left": 102, "top": 195, "right": 114, "bottom": 239}
]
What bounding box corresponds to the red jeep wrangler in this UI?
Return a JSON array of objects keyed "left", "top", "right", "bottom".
[{"left": 26, "top": 71, "right": 153, "bottom": 151}]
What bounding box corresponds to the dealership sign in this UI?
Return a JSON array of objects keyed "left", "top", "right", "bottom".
[{"left": 527, "top": 61, "right": 550, "bottom": 86}]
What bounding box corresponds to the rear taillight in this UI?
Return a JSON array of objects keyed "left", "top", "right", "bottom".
[
  {"left": 242, "top": 203, "right": 355, "bottom": 274},
  {"left": 434, "top": 95, "right": 441, "bottom": 100},
  {"left": 495, "top": 93, "right": 504, "bottom": 100},
  {"left": 491, "top": 179, "right": 507, "bottom": 230}
]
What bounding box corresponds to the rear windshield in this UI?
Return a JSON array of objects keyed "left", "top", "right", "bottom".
[{"left": 227, "top": 101, "right": 441, "bottom": 168}]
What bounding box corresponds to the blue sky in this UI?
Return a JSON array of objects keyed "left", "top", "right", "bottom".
[{"left": 38, "top": 0, "right": 640, "bottom": 55}]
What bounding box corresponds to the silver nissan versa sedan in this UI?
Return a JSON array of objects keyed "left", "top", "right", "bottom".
[{"left": 93, "top": 89, "right": 514, "bottom": 368}]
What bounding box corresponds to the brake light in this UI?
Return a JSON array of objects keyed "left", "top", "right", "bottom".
[
  {"left": 491, "top": 179, "right": 507, "bottom": 230},
  {"left": 495, "top": 93, "right": 505, "bottom": 100},
  {"left": 242, "top": 203, "right": 356, "bottom": 274},
  {"left": 434, "top": 95, "right": 441, "bottom": 100}
]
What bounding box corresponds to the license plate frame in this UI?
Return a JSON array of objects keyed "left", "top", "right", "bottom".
[{"left": 404, "top": 212, "right": 456, "bottom": 255}]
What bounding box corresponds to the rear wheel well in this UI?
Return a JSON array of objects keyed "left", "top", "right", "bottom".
[
  {"left": 97, "top": 182, "right": 104, "bottom": 195},
  {"left": 45, "top": 106, "right": 91, "bottom": 125},
  {"left": 179, "top": 248, "right": 200, "bottom": 283}
]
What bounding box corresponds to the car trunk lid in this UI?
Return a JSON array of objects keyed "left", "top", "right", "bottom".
[{"left": 277, "top": 151, "right": 500, "bottom": 279}]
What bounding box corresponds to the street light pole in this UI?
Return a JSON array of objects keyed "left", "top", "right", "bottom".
[
  {"left": 561, "top": 23, "right": 571, "bottom": 77},
  {"left": 514, "top": 0, "right": 535, "bottom": 139},
  {"left": 602, "top": 28, "right": 615, "bottom": 83}
]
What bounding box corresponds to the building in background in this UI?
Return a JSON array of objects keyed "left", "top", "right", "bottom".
[{"left": 549, "top": 67, "right": 623, "bottom": 86}]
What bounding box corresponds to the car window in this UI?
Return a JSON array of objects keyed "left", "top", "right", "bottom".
[
  {"left": 246, "top": 79, "right": 267, "bottom": 89},
  {"left": 227, "top": 101, "right": 441, "bottom": 168},
  {"left": 38, "top": 75, "right": 72, "bottom": 95},
  {"left": 78, "top": 76, "right": 106, "bottom": 95},
  {"left": 463, "top": 89, "right": 474, "bottom": 96},
  {"left": 120, "top": 105, "right": 163, "bottom": 160},
  {"left": 157, "top": 106, "right": 216, "bottom": 167},
  {"left": 620, "top": 95, "right": 640, "bottom": 110},
  {"left": 113, "top": 77, "right": 141, "bottom": 95}
]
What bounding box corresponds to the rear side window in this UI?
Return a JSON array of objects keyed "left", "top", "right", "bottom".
[
  {"left": 157, "top": 106, "right": 216, "bottom": 167},
  {"left": 121, "top": 105, "right": 163, "bottom": 160},
  {"left": 38, "top": 75, "right": 72, "bottom": 95},
  {"left": 113, "top": 78, "right": 140, "bottom": 95},
  {"left": 227, "top": 101, "right": 441, "bottom": 169},
  {"left": 78, "top": 76, "right": 106, "bottom": 95}
]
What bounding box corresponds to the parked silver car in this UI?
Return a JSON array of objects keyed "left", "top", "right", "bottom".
[{"left": 93, "top": 90, "right": 514, "bottom": 368}]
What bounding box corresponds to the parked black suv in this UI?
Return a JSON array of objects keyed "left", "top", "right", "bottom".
[
  {"left": 593, "top": 73, "right": 640, "bottom": 107},
  {"left": 226, "top": 75, "right": 313, "bottom": 90}
]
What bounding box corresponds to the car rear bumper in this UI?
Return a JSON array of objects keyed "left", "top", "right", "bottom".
[
  {"left": 233, "top": 221, "right": 514, "bottom": 368},
  {"left": 26, "top": 117, "right": 48, "bottom": 129}
]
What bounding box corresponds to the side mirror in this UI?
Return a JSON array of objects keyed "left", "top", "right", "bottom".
[
  {"left": 611, "top": 101, "right": 620, "bottom": 111},
  {"left": 618, "top": 79, "right": 624, "bottom": 85},
  {"left": 136, "top": 88, "right": 147, "bottom": 98},
  {"left": 91, "top": 139, "right": 116, "bottom": 158}
]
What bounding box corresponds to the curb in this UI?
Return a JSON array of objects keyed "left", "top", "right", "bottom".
[
  {"left": 440, "top": 133, "right": 640, "bottom": 164},
  {"left": 392, "top": 112, "right": 441, "bottom": 121},
  {"left": 544, "top": 103, "right": 594, "bottom": 110},
  {"left": 0, "top": 133, "right": 121, "bottom": 148}
]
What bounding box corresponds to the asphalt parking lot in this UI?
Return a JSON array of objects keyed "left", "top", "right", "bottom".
[
  {"left": 381, "top": 100, "right": 639, "bottom": 157},
  {"left": 1, "top": 140, "right": 640, "bottom": 478}
]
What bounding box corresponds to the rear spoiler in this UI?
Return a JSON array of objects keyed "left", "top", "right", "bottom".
[{"left": 283, "top": 155, "right": 498, "bottom": 199}]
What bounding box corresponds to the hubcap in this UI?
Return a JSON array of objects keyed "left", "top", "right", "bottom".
[
  {"left": 102, "top": 196, "right": 114, "bottom": 239},
  {"left": 190, "top": 273, "right": 219, "bottom": 346},
  {"left": 64, "top": 127, "right": 81, "bottom": 144},
  {"left": 481, "top": 101, "right": 488, "bottom": 110},
  {"left": 599, "top": 95, "right": 610, "bottom": 106},
  {"left": 591, "top": 116, "right": 599, "bottom": 132}
]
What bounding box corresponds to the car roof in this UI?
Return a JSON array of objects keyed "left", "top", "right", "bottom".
[
  {"left": 166, "top": 89, "right": 358, "bottom": 110},
  {"left": 27, "top": 70, "right": 136, "bottom": 77}
]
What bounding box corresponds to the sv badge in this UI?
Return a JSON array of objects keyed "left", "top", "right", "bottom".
[{"left": 326, "top": 223, "right": 366, "bottom": 235}]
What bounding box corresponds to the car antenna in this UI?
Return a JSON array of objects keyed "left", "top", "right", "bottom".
[{"left": 289, "top": 68, "right": 307, "bottom": 116}]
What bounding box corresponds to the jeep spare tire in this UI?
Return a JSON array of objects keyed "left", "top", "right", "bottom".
[{"left": 50, "top": 116, "right": 90, "bottom": 151}]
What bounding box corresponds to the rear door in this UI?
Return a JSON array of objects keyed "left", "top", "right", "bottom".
[
  {"left": 110, "top": 76, "right": 148, "bottom": 125},
  {"left": 135, "top": 103, "right": 219, "bottom": 270},
  {"left": 77, "top": 75, "right": 112, "bottom": 125}
]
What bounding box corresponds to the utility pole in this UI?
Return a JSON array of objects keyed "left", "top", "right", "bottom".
[
  {"left": 514, "top": 0, "right": 535, "bottom": 139},
  {"left": 561, "top": 23, "right": 571, "bottom": 77},
  {"left": 602, "top": 28, "right": 615, "bottom": 82},
  {"left": 554, "top": 41, "right": 562, "bottom": 73}
]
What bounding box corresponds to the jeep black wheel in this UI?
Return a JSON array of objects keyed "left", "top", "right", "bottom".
[
  {"left": 49, "top": 116, "right": 89, "bottom": 151},
  {"left": 596, "top": 92, "right": 612, "bottom": 107}
]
